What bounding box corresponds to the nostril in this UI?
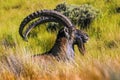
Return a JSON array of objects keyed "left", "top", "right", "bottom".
[
  {"left": 83, "top": 37, "right": 89, "bottom": 43},
  {"left": 84, "top": 37, "right": 87, "bottom": 40}
]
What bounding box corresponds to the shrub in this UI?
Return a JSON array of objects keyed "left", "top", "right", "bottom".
[{"left": 47, "top": 3, "right": 99, "bottom": 31}]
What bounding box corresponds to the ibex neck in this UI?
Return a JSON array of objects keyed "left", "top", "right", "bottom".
[{"left": 49, "top": 37, "right": 74, "bottom": 60}]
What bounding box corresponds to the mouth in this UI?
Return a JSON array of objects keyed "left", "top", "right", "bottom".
[
  {"left": 83, "top": 37, "right": 89, "bottom": 43},
  {"left": 83, "top": 39, "right": 88, "bottom": 43}
]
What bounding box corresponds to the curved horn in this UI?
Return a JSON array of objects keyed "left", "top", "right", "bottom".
[
  {"left": 19, "top": 10, "right": 73, "bottom": 39},
  {"left": 24, "top": 17, "right": 59, "bottom": 41}
]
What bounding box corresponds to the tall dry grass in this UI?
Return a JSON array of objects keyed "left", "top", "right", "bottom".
[{"left": 0, "top": 51, "right": 120, "bottom": 80}]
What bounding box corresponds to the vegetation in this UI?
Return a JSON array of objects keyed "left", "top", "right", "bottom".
[
  {"left": 47, "top": 3, "right": 99, "bottom": 31},
  {"left": 0, "top": 0, "right": 120, "bottom": 80}
]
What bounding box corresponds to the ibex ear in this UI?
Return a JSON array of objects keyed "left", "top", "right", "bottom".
[{"left": 64, "top": 27, "right": 69, "bottom": 38}]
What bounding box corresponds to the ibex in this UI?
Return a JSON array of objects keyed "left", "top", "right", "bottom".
[{"left": 19, "top": 10, "right": 89, "bottom": 61}]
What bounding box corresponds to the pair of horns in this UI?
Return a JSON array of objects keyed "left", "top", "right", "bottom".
[{"left": 19, "top": 10, "right": 74, "bottom": 41}]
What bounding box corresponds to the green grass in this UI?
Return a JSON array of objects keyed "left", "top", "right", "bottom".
[{"left": 0, "top": 0, "right": 120, "bottom": 80}]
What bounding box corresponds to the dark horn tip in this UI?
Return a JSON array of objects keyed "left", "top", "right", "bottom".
[{"left": 23, "top": 36, "right": 28, "bottom": 42}]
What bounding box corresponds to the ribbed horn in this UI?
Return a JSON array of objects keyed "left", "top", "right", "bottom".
[
  {"left": 19, "top": 10, "right": 73, "bottom": 39},
  {"left": 23, "top": 17, "right": 59, "bottom": 41}
]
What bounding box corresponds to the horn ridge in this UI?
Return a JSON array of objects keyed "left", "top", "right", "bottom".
[
  {"left": 24, "top": 17, "right": 62, "bottom": 40},
  {"left": 19, "top": 10, "right": 73, "bottom": 39}
]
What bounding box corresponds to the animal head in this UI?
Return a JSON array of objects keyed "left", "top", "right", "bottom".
[
  {"left": 56, "top": 28, "right": 88, "bottom": 55},
  {"left": 19, "top": 10, "right": 89, "bottom": 55},
  {"left": 74, "top": 29, "right": 88, "bottom": 54}
]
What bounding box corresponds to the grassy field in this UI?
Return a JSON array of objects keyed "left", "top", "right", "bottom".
[{"left": 0, "top": 0, "right": 120, "bottom": 80}]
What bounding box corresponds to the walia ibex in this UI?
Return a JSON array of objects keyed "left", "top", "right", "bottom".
[{"left": 19, "top": 10, "right": 89, "bottom": 61}]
